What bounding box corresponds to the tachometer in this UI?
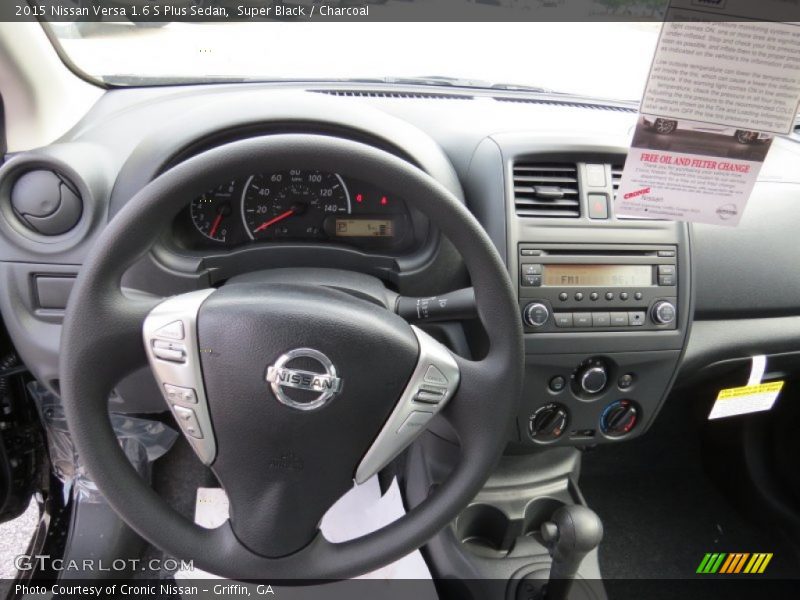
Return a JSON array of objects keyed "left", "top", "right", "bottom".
[
  {"left": 242, "top": 170, "right": 350, "bottom": 240},
  {"left": 190, "top": 181, "right": 238, "bottom": 243}
]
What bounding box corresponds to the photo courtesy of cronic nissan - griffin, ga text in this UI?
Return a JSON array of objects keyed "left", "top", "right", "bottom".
[{"left": 0, "top": 2, "right": 799, "bottom": 600}]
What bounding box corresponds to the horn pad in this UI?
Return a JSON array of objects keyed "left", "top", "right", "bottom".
[{"left": 196, "top": 283, "right": 419, "bottom": 557}]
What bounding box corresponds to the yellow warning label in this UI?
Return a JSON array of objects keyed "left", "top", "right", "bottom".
[
  {"left": 709, "top": 381, "right": 784, "bottom": 420},
  {"left": 717, "top": 381, "right": 784, "bottom": 400}
]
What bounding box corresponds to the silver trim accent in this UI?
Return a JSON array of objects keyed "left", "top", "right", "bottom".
[
  {"left": 241, "top": 174, "right": 256, "bottom": 241},
  {"left": 143, "top": 289, "right": 217, "bottom": 465},
  {"left": 579, "top": 366, "right": 607, "bottom": 394},
  {"left": 266, "top": 347, "right": 343, "bottom": 411},
  {"left": 523, "top": 302, "right": 550, "bottom": 327},
  {"left": 354, "top": 325, "right": 460, "bottom": 484},
  {"left": 652, "top": 300, "right": 676, "bottom": 325},
  {"left": 334, "top": 172, "right": 352, "bottom": 215}
]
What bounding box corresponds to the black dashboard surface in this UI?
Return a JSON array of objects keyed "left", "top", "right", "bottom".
[{"left": 1, "top": 82, "right": 800, "bottom": 394}]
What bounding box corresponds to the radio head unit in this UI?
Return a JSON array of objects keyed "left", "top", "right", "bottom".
[{"left": 518, "top": 244, "right": 678, "bottom": 333}]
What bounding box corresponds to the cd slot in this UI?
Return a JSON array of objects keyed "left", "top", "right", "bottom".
[{"left": 540, "top": 249, "right": 657, "bottom": 257}]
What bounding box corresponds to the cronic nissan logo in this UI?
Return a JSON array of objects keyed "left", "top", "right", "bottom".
[{"left": 266, "top": 348, "right": 342, "bottom": 411}]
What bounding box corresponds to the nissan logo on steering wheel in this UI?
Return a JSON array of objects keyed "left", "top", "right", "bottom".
[{"left": 266, "top": 348, "right": 343, "bottom": 411}]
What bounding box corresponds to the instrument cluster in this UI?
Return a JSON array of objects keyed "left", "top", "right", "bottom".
[{"left": 172, "top": 169, "right": 414, "bottom": 252}]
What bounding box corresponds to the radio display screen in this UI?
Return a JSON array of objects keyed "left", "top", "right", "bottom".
[{"left": 542, "top": 264, "right": 653, "bottom": 287}]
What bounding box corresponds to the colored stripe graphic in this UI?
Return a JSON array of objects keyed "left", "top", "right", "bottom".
[
  {"left": 698, "top": 552, "right": 773, "bottom": 574},
  {"left": 720, "top": 553, "right": 749, "bottom": 573},
  {"left": 697, "top": 553, "right": 727, "bottom": 573}
]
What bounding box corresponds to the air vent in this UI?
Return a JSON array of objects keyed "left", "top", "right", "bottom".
[
  {"left": 611, "top": 165, "right": 624, "bottom": 200},
  {"left": 10, "top": 170, "right": 83, "bottom": 235},
  {"left": 310, "top": 89, "right": 473, "bottom": 100},
  {"left": 495, "top": 97, "right": 637, "bottom": 113},
  {"left": 513, "top": 163, "right": 580, "bottom": 218}
]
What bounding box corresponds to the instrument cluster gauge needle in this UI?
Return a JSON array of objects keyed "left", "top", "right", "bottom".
[
  {"left": 209, "top": 213, "right": 224, "bottom": 238},
  {"left": 253, "top": 209, "right": 296, "bottom": 233}
]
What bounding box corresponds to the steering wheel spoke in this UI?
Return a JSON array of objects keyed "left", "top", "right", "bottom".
[
  {"left": 62, "top": 288, "right": 161, "bottom": 398},
  {"left": 438, "top": 353, "right": 507, "bottom": 458},
  {"left": 355, "top": 325, "right": 460, "bottom": 484},
  {"left": 142, "top": 289, "right": 217, "bottom": 465}
]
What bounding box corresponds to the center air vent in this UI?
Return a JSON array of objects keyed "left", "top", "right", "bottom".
[
  {"left": 513, "top": 162, "right": 580, "bottom": 218},
  {"left": 611, "top": 164, "right": 624, "bottom": 200}
]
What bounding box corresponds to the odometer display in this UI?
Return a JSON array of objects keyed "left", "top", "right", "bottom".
[
  {"left": 334, "top": 218, "right": 395, "bottom": 238},
  {"left": 242, "top": 170, "right": 350, "bottom": 240}
]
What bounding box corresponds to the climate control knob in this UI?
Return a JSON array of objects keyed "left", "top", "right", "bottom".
[
  {"left": 523, "top": 302, "right": 550, "bottom": 328},
  {"left": 572, "top": 358, "right": 609, "bottom": 396},
  {"left": 651, "top": 300, "right": 676, "bottom": 325},
  {"left": 600, "top": 399, "right": 639, "bottom": 438},
  {"left": 578, "top": 365, "right": 608, "bottom": 394},
  {"left": 529, "top": 403, "right": 568, "bottom": 442}
]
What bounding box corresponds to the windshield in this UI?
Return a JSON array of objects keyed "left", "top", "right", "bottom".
[{"left": 48, "top": 22, "right": 659, "bottom": 101}]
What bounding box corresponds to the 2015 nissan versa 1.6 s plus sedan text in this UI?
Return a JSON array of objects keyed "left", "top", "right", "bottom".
[{"left": 0, "top": 12, "right": 798, "bottom": 600}]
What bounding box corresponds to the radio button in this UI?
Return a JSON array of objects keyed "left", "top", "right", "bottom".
[
  {"left": 628, "top": 311, "right": 646, "bottom": 326},
  {"left": 605, "top": 292, "right": 614, "bottom": 300},
  {"left": 521, "top": 249, "right": 542, "bottom": 256},
  {"left": 574, "top": 313, "right": 593, "bottom": 328},
  {"left": 620, "top": 292, "right": 629, "bottom": 301},
  {"left": 610, "top": 313, "right": 629, "bottom": 327},
  {"left": 522, "top": 274, "right": 543, "bottom": 287},
  {"left": 657, "top": 250, "right": 676, "bottom": 257},
  {"left": 558, "top": 292, "right": 568, "bottom": 302},
  {"left": 592, "top": 312, "right": 611, "bottom": 327},
  {"left": 554, "top": 313, "right": 574, "bottom": 328},
  {"left": 634, "top": 292, "right": 643, "bottom": 301},
  {"left": 574, "top": 292, "right": 584, "bottom": 301},
  {"left": 521, "top": 263, "right": 543, "bottom": 275},
  {"left": 658, "top": 265, "right": 676, "bottom": 276},
  {"left": 658, "top": 274, "right": 676, "bottom": 286},
  {"left": 590, "top": 292, "right": 599, "bottom": 301}
]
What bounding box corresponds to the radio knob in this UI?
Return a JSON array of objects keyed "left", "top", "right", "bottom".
[
  {"left": 651, "top": 301, "right": 677, "bottom": 325},
  {"left": 523, "top": 302, "right": 550, "bottom": 328},
  {"left": 578, "top": 365, "right": 608, "bottom": 395}
]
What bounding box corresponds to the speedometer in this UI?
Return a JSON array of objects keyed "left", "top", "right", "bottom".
[{"left": 242, "top": 170, "right": 351, "bottom": 240}]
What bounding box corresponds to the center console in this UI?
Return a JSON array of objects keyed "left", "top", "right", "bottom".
[
  {"left": 487, "top": 136, "right": 693, "bottom": 452},
  {"left": 408, "top": 134, "right": 693, "bottom": 594}
]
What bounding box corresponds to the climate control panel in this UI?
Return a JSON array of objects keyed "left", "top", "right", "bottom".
[{"left": 516, "top": 350, "right": 680, "bottom": 448}]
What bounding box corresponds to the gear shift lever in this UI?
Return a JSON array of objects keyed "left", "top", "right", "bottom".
[{"left": 537, "top": 504, "right": 603, "bottom": 600}]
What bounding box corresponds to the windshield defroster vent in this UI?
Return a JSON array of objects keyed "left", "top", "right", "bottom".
[
  {"left": 310, "top": 89, "right": 473, "bottom": 100},
  {"left": 513, "top": 162, "right": 580, "bottom": 218}
]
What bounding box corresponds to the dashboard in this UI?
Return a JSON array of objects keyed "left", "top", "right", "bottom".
[
  {"left": 174, "top": 170, "right": 413, "bottom": 252},
  {"left": 1, "top": 82, "right": 800, "bottom": 450}
]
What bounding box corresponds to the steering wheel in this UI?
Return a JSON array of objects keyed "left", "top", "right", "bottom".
[{"left": 60, "top": 134, "right": 523, "bottom": 579}]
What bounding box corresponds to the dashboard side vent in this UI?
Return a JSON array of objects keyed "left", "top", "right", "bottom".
[
  {"left": 495, "top": 97, "right": 637, "bottom": 113},
  {"left": 611, "top": 164, "right": 624, "bottom": 200},
  {"left": 310, "top": 89, "right": 473, "bottom": 100},
  {"left": 513, "top": 162, "right": 580, "bottom": 218}
]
